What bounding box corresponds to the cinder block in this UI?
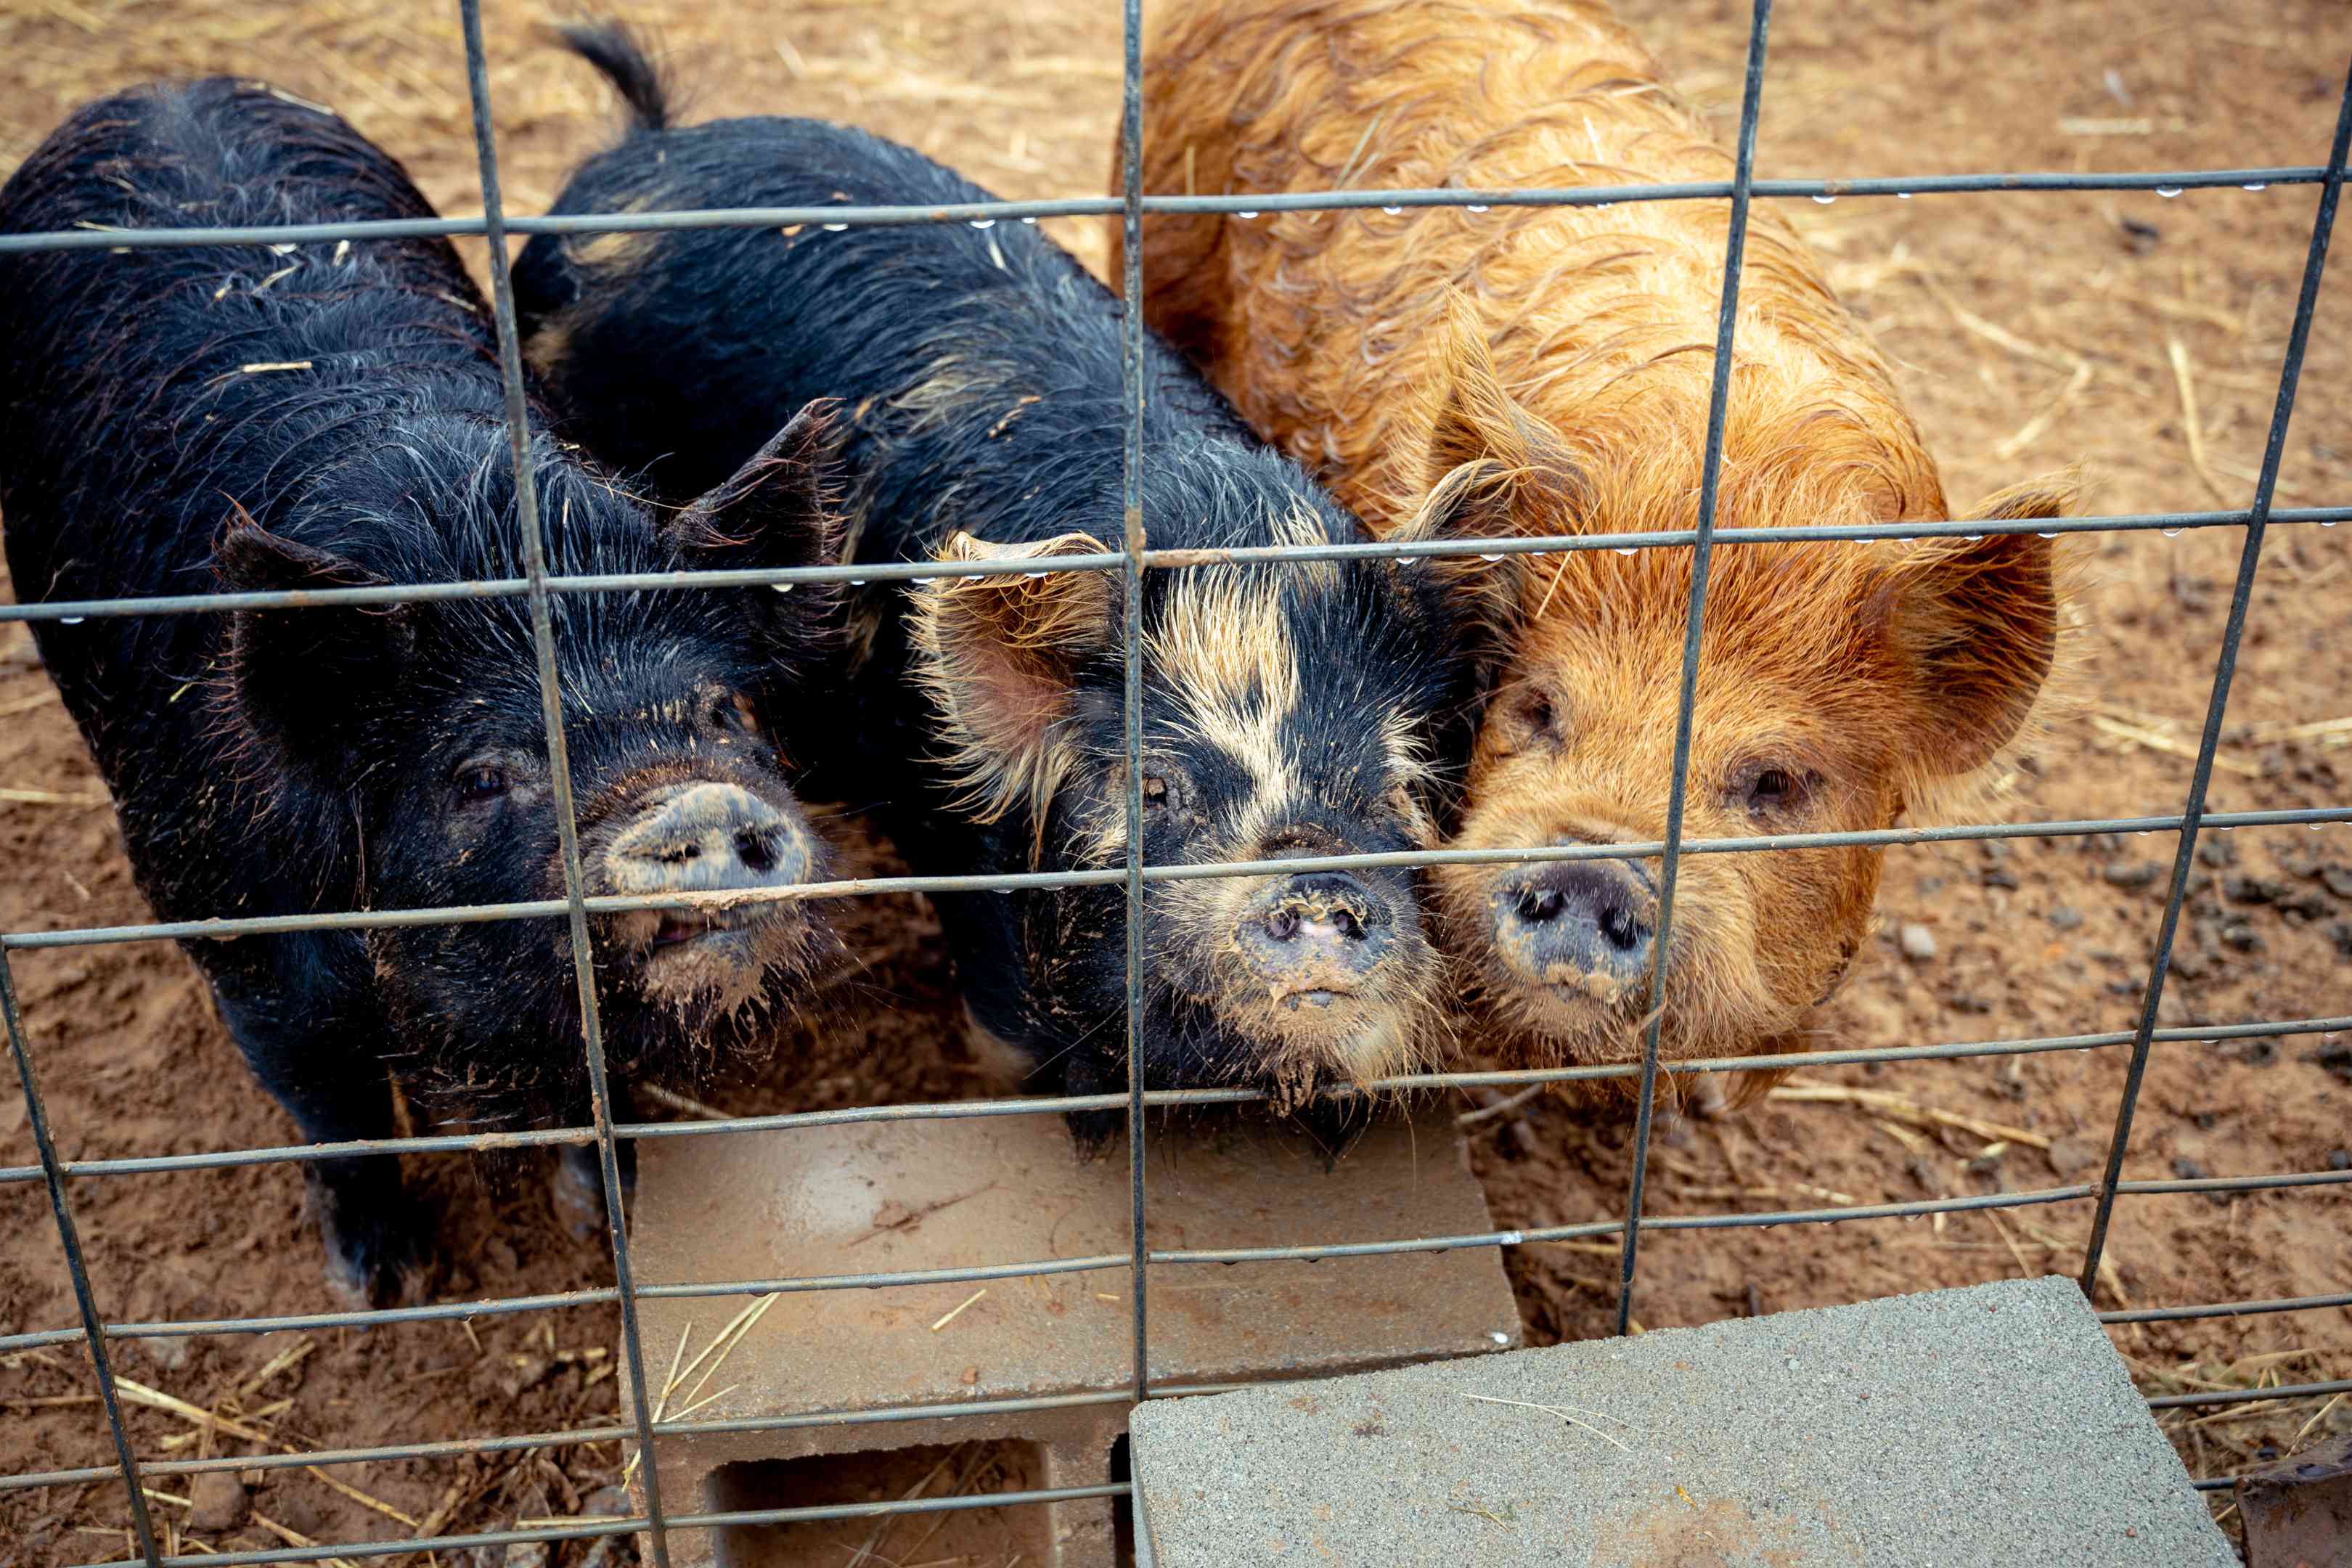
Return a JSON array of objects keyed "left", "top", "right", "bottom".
[
  {"left": 621, "top": 1108, "right": 1521, "bottom": 1567},
  {"left": 1130, "top": 1275, "right": 2235, "bottom": 1567}
]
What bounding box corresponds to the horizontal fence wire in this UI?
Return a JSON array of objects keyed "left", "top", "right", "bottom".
[
  {"left": 58, "top": 1485, "right": 1136, "bottom": 1568},
  {"left": 6, "top": 805, "right": 2349, "bottom": 952},
  {"left": 17, "top": 1312, "right": 2352, "bottom": 1499},
  {"left": 1, "top": 1010, "right": 2343, "bottom": 1188},
  {"left": 4, "top": 8, "right": 2346, "bottom": 1561},
  {"left": 0, "top": 164, "right": 2324, "bottom": 255},
  {"left": 7, "top": 505, "right": 2351, "bottom": 624},
  {"left": 7, "top": 1166, "right": 2345, "bottom": 1357}
]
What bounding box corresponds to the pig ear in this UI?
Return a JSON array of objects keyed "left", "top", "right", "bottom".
[
  {"left": 1421, "top": 291, "right": 1582, "bottom": 503},
  {"left": 1388, "top": 299, "right": 1588, "bottom": 680},
  {"left": 216, "top": 518, "right": 412, "bottom": 772},
  {"left": 1381, "top": 463, "right": 1530, "bottom": 685},
  {"left": 666, "top": 401, "right": 844, "bottom": 581},
  {"left": 911, "top": 530, "right": 1116, "bottom": 823},
  {"left": 1882, "top": 475, "right": 2080, "bottom": 777}
]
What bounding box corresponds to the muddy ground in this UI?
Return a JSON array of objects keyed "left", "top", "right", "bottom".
[{"left": 1, "top": 0, "right": 2348, "bottom": 1563}]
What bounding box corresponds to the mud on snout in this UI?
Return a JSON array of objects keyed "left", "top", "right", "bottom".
[
  {"left": 577, "top": 772, "right": 841, "bottom": 1021},
  {"left": 1154, "top": 857, "right": 1445, "bottom": 1111}
]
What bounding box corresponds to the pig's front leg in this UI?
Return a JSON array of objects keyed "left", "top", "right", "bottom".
[
  {"left": 552, "top": 1083, "right": 638, "bottom": 1242},
  {"left": 210, "top": 974, "right": 428, "bottom": 1309}
]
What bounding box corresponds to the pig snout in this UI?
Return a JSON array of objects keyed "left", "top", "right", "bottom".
[
  {"left": 1234, "top": 872, "right": 1397, "bottom": 1002},
  {"left": 1493, "top": 859, "right": 1657, "bottom": 1000},
  {"left": 601, "top": 781, "right": 813, "bottom": 918}
]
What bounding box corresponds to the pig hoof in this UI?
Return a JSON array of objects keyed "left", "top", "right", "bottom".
[
  {"left": 315, "top": 1208, "right": 431, "bottom": 1311},
  {"left": 552, "top": 1152, "right": 613, "bottom": 1242},
  {"left": 305, "top": 1163, "right": 431, "bottom": 1310},
  {"left": 1684, "top": 1075, "right": 1734, "bottom": 1121}
]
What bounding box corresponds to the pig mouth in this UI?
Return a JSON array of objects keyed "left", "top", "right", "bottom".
[
  {"left": 1267, "top": 976, "right": 1363, "bottom": 1010},
  {"left": 600, "top": 897, "right": 837, "bottom": 1021},
  {"left": 1535, "top": 969, "right": 1641, "bottom": 1008},
  {"left": 648, "top": 907, "right": 789, "bottom": 948}
]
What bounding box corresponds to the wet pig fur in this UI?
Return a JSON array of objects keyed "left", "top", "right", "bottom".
[
  {"left": 0, "top": 78, "right": 849, "bottom": 1303},
  {"left": 514, "top": 28, "right": 1504, "bottom": 1140}
]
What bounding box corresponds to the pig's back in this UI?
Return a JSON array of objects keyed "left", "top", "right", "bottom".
[
  {"left": 514, "top": 113, "right": 1255, "bottom": 558},
  {"left": 0, "top": 78, "right": 497, "bottom": 631},
  {"left": 1124, "top": 0, "right": 1935, "bottom": 531},
  {"left": 0, "top": 78, "right": 500, "bottom": 929}
]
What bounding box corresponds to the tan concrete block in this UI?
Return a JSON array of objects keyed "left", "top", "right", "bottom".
[{"left": 618, "top": 1108, "right": 1520, "bottom": 1567}]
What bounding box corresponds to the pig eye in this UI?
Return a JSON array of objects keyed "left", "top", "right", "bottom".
[
  {"left": 1736, "top": 762, "right": 1812, "bottom": 817},
  {"left": 453, "top": 763, "right": 511, "bottom": 805},
  {"left": 708, "top": 691, "right": 759, "bottom": 737}
]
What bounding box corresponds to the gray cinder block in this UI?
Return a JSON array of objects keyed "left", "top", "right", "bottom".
[{"left": 1131, "top": 1275, "right": 2232, "bottom": 1567}]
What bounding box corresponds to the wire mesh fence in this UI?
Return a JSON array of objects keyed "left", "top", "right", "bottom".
[{"left": 0, "top": 0, "right": 2348, "bottom": 1561}]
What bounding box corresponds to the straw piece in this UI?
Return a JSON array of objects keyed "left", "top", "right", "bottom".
[
  {"left": 929, "top": 1289, "right": 988, "bottom": 1333},
  {"left": 1458, "top": 1392, "right": 1635, "bottom": 1452},
  {"left": 2165, "top": 336, "right": 2234, "bottom": 507},
  {"left": 1992, "top": 359, "right": 2093, "bottom": 462},
  {"left": 113, "top": 1376, "right": 274, "bottom": 1444},
  {"left": 1922, "top": 274, "right": 2086, "bottom": 373},
  {"left": 234, "top": 1338, "right": 316, "bottom": 1403},
  {"left": 250, "top": 1512, "right": 359, "bottom": 1568},
  {"left": 2091, "top": 713, "right": 2262, "bottom": 776},
  {"left": 303, "top": 1465, "right": 420, "bottom": 1529},
  {"left": 0, "top": 786, "right": 109, "bottom": 806},
  {"left": 637, "top": 1083, "right": 730, "bottom": 1122},
  {"left": 1767, "top": 1081, "right": 2051, "bottom": 1150}
]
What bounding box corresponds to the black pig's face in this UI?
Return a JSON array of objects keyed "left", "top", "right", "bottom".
[
  {"left": 214, "top": 409, "right": 845, "bottom": 1122},
  {"left": 913, "top": 482, "right": 1486, "bottom": 1114}
]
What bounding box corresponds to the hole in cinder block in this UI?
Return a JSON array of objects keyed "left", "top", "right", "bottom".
[
  {"left": 707, "top": 1440, "right": 1052, "bottom": 1568},
  {"left": 1110, "top": 1433, "right": 1135, "bottom": 1568}
]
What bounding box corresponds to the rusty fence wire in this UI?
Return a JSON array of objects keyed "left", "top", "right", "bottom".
[{"left": 1, "top": 0, "right": 2350, "bottom": 1561}]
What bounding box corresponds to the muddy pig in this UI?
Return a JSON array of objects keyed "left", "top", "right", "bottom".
[
  {"left": 0, "top": 79, "right": 849, "bottom": 1304},
  {"left": 514, "top": 28, "right": 1503, "bottom": 1137},
  {"left": 1114, "top": 0, "right": 2078, "bottom": 1106}
]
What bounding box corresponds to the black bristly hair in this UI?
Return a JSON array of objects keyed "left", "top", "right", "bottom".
[
  {"left": 514, "top": 28, "right": 1503, "bottom": 1138},
  {"left": 0, "top": 75, "right": 844, "bottom": 1302}
]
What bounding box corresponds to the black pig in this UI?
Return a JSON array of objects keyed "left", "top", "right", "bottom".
[
  {"left": 0, "top": 79, "right": 846, "bottom": 1304},
  {"left": 515, "top": 30, "right": 1502, "bottom": 1136}
]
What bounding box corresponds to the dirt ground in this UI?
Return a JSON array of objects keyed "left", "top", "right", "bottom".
[{"left": 2, "top": 0, "right": 2348, "bottom": 1563}]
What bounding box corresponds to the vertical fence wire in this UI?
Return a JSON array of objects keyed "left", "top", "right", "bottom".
[
  {"left": 0, "top": 953, "right": 160, "bottom": 1567},
  {"left": 2075, "top": 54, "right": 2352, "bottom": 1299},
  {"left": 1119, "top": 0, "right": 1152, "bottom": 1403},
  {"left": 454, "top": 1, "right": 674, "bottom": 1561},
  {"left": 1610, "top": 0, "right": 1774, "bottom": 1339}
]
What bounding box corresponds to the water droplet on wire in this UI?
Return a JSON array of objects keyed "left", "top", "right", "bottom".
[{"left": 2156, "top": 187, "right": 2184, "bottom": 198}]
